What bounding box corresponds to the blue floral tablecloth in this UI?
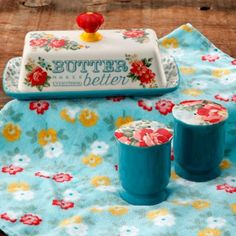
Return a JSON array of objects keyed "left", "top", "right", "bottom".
[{"left": 0, "top": 24, "right": 236, "bottom": 236}]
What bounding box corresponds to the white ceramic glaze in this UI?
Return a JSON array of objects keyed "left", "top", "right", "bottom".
[
  {"left": 18, "top": 29, "right": 167, "bottom": 93},
  {"left": 3, "top": 54, "right": 179, "bottom": 99}
]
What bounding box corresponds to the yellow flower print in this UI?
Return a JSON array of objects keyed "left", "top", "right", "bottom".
[
  {"left": 212, "top": 69, "right": 230, "bottom": 78},
  {"left": 79, "top": 109, "right": 99, "bottom": 127},
  {"left": 59, "top": 216, "right": 82, "bottom": 226},
  {"left": 2, "top": 123, "right": 21, "bottom": 142},
  {"left": 230, "top": 203, "right": 236, "bottom": 214},
  {"left": 180, "top": 24, "right": 193, "bottom": 32},
  {"left": 44, "top": 33, "right": 54, "bottom": 39},
  {"left": 82, "top": 153, "right": 103, "bottom": 167},
  {"left": 198, "top": 228, "right": 221, "bottom": 236},
  {"left": 115, "top": 116, "right": 133, "bottom": 128},
  {"left": 38, "top": 128, "right": 57, "bottom": 146},
  {"left": 172, "top": 199, "right": 190, "bottom": 206},
  {"left": 60, "top": 109, "right": 76, "bottom": 123},
  {"left": 7, "top": 182, "right": 30, "bottom": 193},
  {"left": 171, "top": 170, "right": 179, "bottom": 180},
  {"left": 180, "top": 67, "right": 196, "bottom": 75},
  {"left": 161, "top": 37, "right": 179, "bottom": 49},
  {"left": 192, "top": 200, "right": 210, "bottom": 210},
  {"left": 219, "top": 159, "right": 232, "bottom": 170},
  {"left": 146, "top": 208, "right": 169, "bottom": 220},
  {"left": 108, "top": 206, "right": 128, "bottom": 216},
  {"left": 90, "top": 206, "right": 104, "bottom": 213},
  {"left": 182, "top": 88, "right": 203, "bottom": 96},
  {"left": 91, "top": 176, "right": 111, "bottom": 187}
]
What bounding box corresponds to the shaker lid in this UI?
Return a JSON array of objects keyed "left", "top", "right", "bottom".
[
  {"left": 114, "top": 120, "right": 173, "bottom": 147},
  {"left": 172, "top": 100, "right": 228, "bottom": 126}
]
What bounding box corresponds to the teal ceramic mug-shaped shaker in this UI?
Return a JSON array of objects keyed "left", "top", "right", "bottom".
[
  {"left": 114, "top": 120, "right": 173, "bottom": 205},
  {"left": 173, "top": 100, "right": 228, "bottom": 182}
]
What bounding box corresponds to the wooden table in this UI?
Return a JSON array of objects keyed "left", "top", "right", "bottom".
[{"left": 0, "top": 0, "right": 235, "bottom": 234}]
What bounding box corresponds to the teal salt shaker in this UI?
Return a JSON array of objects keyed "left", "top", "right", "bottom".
[
  {"left": 114, "top": 120, "right": 173, "bottom": 205},
  {"left": 172, "top": 100, "right": 228, "bottom": 182}
]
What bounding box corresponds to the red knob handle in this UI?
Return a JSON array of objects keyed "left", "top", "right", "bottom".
[{"left": 76, "top": 12, "right": 104, "bottom": 33}]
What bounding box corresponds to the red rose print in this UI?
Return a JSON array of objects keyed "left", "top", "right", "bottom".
[
  {"left": 0, "top": 213, "right": 17, "bottom": 223},
  {"left": 106, "top": 96, "right": 125, "bottom": 102},
  {"left": 35, "top": 171, "right": 50, "bottom": 179},
  {"left": 130, "top": 61, "right": 147, "bottom": 77},
  {"left": 140, "top": 69, "right": 155, "bottom": 84},
  {"left": 29, "top": 101, "right": 50, "bottom": 115},
  {"left": 155, "top": 100, "right": 175, "bottom": 115},
  {"left": 2, "top": 165, "right": 23, "bottom": 175},
  {"left": 180, "top": 100, "right": 202, "bottom": 106},
  {"left": 49, "top": 39, "right": 66, "bottom": 48},
  {"left": 52, "top": 173, "right": 73, "bottom": 183},
  {"left": 216, "top": 183, "right": 236, "bottom": 193},
  {"left": 20, "top": 214, "right": 42, "bottom": 226},
  {"left": 197, "top": 103, "right": 227, "bottom": 123},
  {"left": 202, "top": 55, "right": 219, "bottom": 62},
  {"left": 138, "top": 100, "right": 152, "bottom": 111},
  {"left": 232, "top": 95, "right": 236, "bottom": 102},
  {"left": 215, "top": 94, "right": 230, "bottom": 102},
  {"left": 231, "top": 59, "right": 236, "bottom": 65},
  {"left": 123, "top": 29, "right": 145, "bottom": 38},
  {"left": 52, "top": 199, "right": 74, "bottom": 210},
  {"left": 133, "top": 128, "right": 173, "bottom": 147},
  {"left": 27, "top": 67, "right": 47, "bottom": 86},
  {"left": 30, "top": 38, "right": 48, "bottom": 47}
]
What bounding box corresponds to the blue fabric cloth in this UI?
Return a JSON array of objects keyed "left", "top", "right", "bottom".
[{"left": 0, "top": 24, "right": 236, "bottom": 236}]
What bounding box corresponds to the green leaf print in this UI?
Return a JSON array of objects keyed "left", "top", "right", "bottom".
[
  {"left": 26, "top": 128, "right": 37, "bottom": 143},
  {"left": 58, "top": 129, "right": 69, "bottom": 140}
]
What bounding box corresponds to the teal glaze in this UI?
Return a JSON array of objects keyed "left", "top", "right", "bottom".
[
  {"left": 173, "top": 118, "right": 227, "bottom": 182},
  {"left": 117, "top": 140, "right": 172, "bottom": 205},
  {"left": 3, "top": 85, "right": 179, "bottom": 100}
]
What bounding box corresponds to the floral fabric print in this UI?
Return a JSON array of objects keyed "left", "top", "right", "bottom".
[
  {"left": 173, "top": 100, "right": 228, "bottom": 125},
  {"left": 114, "top": 120, "right": 173, "bottom": 147},
  {"left": 0, "top": 24, "right": 236, "bottom": 236}
]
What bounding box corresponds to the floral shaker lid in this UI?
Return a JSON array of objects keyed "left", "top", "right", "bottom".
[
  {"left": 172, "top": 100, "right": 228, "bottom": 126},
  {"left": 114, "top": 120, "right": 173, "bottom": 147}
]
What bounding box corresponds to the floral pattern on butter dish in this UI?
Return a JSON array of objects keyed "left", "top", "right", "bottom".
[
  {"left": 114, "top": 120, "right": 173, "bottom": 147},
  {"left": 122, "top": 29, "right": 149, "bottom": 43},
  {"left": 126, "top": 54, "right": 157, "bottom": 88},
  {"left": 29, "top": 32, "right": 89, "bottom": 52},
  {"left": 173, "top": 100, "right": 228, "bottom": 125},
  {"left": 24, "top": 57, "right": 52, "bottom": 91}
]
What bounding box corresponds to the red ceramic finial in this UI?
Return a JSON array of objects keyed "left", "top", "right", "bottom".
[{"left": 76, "top": 12, "right": 104, "bottom": 42}]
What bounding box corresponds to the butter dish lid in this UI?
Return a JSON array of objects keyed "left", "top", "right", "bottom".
[
  {"left": 114, "top": 120, "right": 173, "bottom": 147},
  {"left": 172, "top": 100, "right": 228, "bottom": 126}
]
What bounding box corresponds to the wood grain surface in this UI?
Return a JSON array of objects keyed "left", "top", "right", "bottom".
[{"left": 0, "top": 1, "right": 235, "bottom": 232}]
